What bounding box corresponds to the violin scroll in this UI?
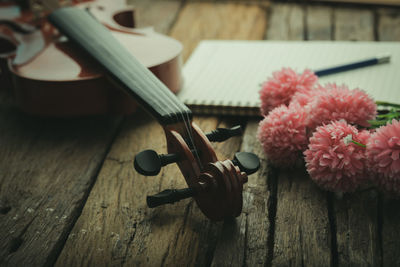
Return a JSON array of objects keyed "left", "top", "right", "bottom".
[{"left": 134, "top": 124, "right": 260, "bottom": 221}]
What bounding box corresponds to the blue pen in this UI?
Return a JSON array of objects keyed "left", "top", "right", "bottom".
[{"left": 314, "top": 55, "right": 391, "bottom": 77}]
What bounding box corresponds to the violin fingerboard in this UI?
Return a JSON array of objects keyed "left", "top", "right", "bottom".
[{"left": 48, "top": 7, "right": 191, "bottom": 124}]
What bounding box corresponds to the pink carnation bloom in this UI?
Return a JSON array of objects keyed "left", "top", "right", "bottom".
[
  {"left": 259, "top": 68, "right": 318, "bottom": 116},
  {"left": 304, "top": 121, "right": 370, "bottom": 193},
  {"left": 367, "top": 119, "right": 400, "bottom": 195},
  {"left": 291, "top": 84, "right": 327, "bottom": 107},
  {"left": 258, "top": 103, "right": 309, "bottom": 167},
  {"left": 306, "top": 83, "right": 377, "bottom": 130}
]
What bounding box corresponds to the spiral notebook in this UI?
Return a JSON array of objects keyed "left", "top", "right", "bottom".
[{"left": 177, "top": 41, "right": 400, "bottom": 116}]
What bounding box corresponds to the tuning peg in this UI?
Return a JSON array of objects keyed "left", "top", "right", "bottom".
[
  {"left": 232, "top": 152, "right": 260, "bottom": 175},
  {"left": 147, "top": 188, "right": 195, "bottom": 208},
  {"left": 206, "top": 125, "right": 243, "bottom": 142},
  {"left": 134, "top": 150, "right": 179, "bottom": 176}
]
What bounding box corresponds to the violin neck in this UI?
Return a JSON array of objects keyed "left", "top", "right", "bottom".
[{"left": 48, "top": 7, "right": 191, "bottom": 125}]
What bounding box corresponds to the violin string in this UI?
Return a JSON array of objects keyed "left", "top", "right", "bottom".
[{"left": 55, "top": 12, "right": 204, "bottom": 171}]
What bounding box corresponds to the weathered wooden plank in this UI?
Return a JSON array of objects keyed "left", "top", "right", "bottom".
[
  {"left": 56, "top": 2, "right": 269, "bottom": 266},
  {"left": 306, "top": 5, "right": 333, "bottom": 40},
  {"left": 0, "top": 1, "right": 182, "bottom": 265},
  {"left": 272, "top": 169, "right": 332, "bottom": 266},
  {"left": 334, "top": 8, "right": 374, "bottom": 41},
  {"left": 377, "top": 7, "right": 400, "bottom": 267},
  {"left": 169, "top": 2, "right": 268, "bottom": 61},
  {"left": 55, "top": 114, "right": 245, "bottom": 266},
  {"left": 381, "top": 197, "right": 400, "bottom": 267},
  {"left": 211, "top": 121, "right": 271, "bottom": 267},
  {"left": 0, "top": 104, "right": 121, "bottom": 266},
  {"left": 0, "top": 7, "right": 126, "bottom": 264},
  {"left": 55, "top": 112, "right": 206, "bottom": 266},
  {"left": 333, "top": 191, "right": 381, "bottom": 266},
  {"left": 130, "top": 0, "right": 183, "bottom": 34},
  {"left": 331, "top": 7, "right": 382, "bottom": 267},
  {"left": 377, "top": 8, "right": 400, "bottom": 41},
  {"left": 265, "top": 3, "right": 333, "bottom": 266},
  {"left": 266, "top": 3, "right": 305, "bottom": 40}
]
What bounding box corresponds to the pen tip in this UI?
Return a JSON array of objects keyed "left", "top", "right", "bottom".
[{"left": 378, "top": 55, "right": 391, "bottom": 64}]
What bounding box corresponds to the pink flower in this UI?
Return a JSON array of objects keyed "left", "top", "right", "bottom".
[
  {"left": 258, "top": 103, "right": 309, "bottom": 167},
  {"left": 306, "top": 83, "right": 377, "bottom": 130},
  {"left": 304, "top": 121, "right": 370, "bottom": 193},
  {"left": 367, "top": 119, "right": 400, "bottom": 195},
  {"left": 259, "top": 68, "right": 318, "bottom": 116},
  {"left": 291, "top": 84, "right": 326, "bottom": 107}
]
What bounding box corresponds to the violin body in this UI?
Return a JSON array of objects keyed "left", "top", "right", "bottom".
[{"left": 0, "top": 0, "right": 182, "bottom": 116}]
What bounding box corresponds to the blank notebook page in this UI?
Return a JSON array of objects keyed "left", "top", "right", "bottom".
[{"left": 178, "top": 41, "right": 400, "bottom": 114}]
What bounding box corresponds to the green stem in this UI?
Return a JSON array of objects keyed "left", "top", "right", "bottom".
[
  {"left": 375, "top": 101, "right": 400, "bottom": 109},
  {"left": 351, "top": 140, "right": 366, "bottom": 148}
]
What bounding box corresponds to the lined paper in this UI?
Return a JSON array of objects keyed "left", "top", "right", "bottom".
[{"left": 178, "top": 41, "right": 400, "bottom": 115}]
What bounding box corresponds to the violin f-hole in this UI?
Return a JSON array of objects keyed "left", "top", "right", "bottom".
[{"left": 112, "top": 10, "right": 135, "bottom": 29}]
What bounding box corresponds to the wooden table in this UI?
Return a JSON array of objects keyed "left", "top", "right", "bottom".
[{"left": 1, "top": 0, "right": 400, "bottom": 266}]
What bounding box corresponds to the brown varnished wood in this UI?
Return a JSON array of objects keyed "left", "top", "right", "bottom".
[
  {"left": 0, "top": 0, "right": 182, "bottom": 116},
  {"left": 163, "top": 121, "right": 248, "bottom": 221}
]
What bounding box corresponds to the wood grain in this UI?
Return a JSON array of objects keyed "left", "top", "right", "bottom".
[
  {"left": 0, "top": 100, "right": 121, "bottom": 266},
  {"left": 333, "top": 191, "right": 381, "bottom": 266},
  {"left": 306, "top": 5, "right": 333, "bottom": 40},
  {"left": 211, "top": 121, "right": 272, "bottom": 266},
  {"left": 56, "top": 1, "right": 269, "bottom": 266},
  {"left": 169, "top": 2, "right": 268, "bottom": 61},
  {"left": 334, "top": 8, "right": 374, "bottom": 41},
  {"left": 131, "top": 0, "right": 183, "bottom": 34},
  {"left": 377, "top": 8, "right": 400, "bottom": 41},
  {"left": 273, "top": 170, "right": 332, "bottom": 266},
  {"left": 266, "top": 3, "right": 305, "bottom": 40}
]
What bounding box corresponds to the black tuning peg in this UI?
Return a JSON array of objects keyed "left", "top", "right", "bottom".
[
  {"left": 232, "top": 152, "right": 260, "bottom": 175},
  {"left": 206, "top": 125, "right": 243, "bottom": 142},
  {"left": 134, "top": 150, "right": 179, "bottom": 176},
  {"left": 147, "top": 188, "right": 195, "bottom": 208}
]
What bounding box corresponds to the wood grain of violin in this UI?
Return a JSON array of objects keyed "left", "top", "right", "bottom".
[{"left": 0, "top": 0, "right": 182, "bottom": 116}]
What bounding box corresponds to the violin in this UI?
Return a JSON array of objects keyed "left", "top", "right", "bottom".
[
  {"left": 0, "top": 0, "right": 182, "bottom": 116},
  {"left": 47, "top": 6, "right": 261, "bottom": 221}
]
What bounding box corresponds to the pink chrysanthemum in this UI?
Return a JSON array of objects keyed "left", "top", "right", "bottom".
[
  {"left": 259, "top": 68, "right": 318, "bottom": 116},
  {"left": 367, "top": 119, "right": 400, "bottom": 195},
  {"left": 306, "top": 83, "right": 377, "bottom": 130},
  {"left": 258, "top": 103, "right": 309, "bottom": 166},
  {"left": 304, "top": 121, "right": 370, "bottom": 193},
  {"left": 291, "top": 84, "right": 327, "bottom": 107}
]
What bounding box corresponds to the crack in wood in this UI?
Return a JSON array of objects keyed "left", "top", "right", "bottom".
[
  {"left": 242, "top": 212, "right": 248, "bottom": 267},
  {"left": 8, "top": 237, "right": 23, "bottom": 254},
  {"left": 377, "top": 193, "right": 383, "bottom": 267},
  {"left": 160, "top": 243, "right": 171, "bottom": 267},
  {"left": 266, "top": 165, "right": 278, "bottom": 267},
  {"left": 121, "top": 222, "right": 138, "bottom": 267},
  {"left": 302, "top": 3, "right": 308, "bottom": 40},
  {"left": 0, "top": 206, "right": 11, "bottom": 215},
  {"left": 106, "top": 157, "right": 132, "bottom": 165},
  {"left": 327, "top": 192, "right": 339, "bottom": 267}
]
